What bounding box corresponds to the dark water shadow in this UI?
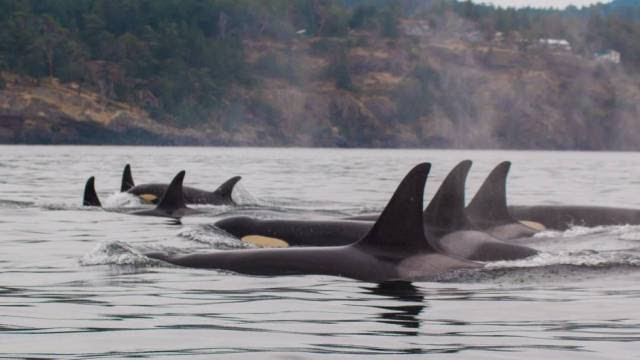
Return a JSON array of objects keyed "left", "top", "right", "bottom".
[{"left": 361, "top": 281, "right": 426, "bottom": 335}]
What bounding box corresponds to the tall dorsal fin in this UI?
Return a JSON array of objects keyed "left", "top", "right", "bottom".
[
  {"left": 423, "top": 160, "right": 473, "bottom": 233},
  {"left": 83, "top": 176, "right": 101, "bottom": 207},
  {"left": 213, "top": 176, "right": 242, "bottom": 200},
  {"left": 356, "top": 163, "right": 434, "bottom": 252},
  {"left": 466, "top": 161, "right": 516, "bottom": 226},
  {"left": 156, "top": 171, "right": 187, "bottom": 212},
  {"left": 120, "top": 164, "right": 135, "bottom": 192}
]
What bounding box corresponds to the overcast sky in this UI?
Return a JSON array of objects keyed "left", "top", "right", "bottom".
[{"left": 472, "top": 0, "right": 612, "bottom": 8}]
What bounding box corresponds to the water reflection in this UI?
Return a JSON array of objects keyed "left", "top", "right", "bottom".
[{"left": 363, "top": 281, "right": 426, "bottom": 335}]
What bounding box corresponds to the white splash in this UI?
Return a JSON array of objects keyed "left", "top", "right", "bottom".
[
  {"left": 534, "top": 226, "right": 604, "bottom": 239},
  {"left": 535, "top": 224, "right": 640, "bottom": 239},
  {"left": 38, "top": 201, "right": 78, "bottom": 211},
  {"left": 231, "top": 183, "right": 260, "bottom": 205},
  {"left": 79, "top": 241, "right": 156, "bottom": 266},
  {"left": 177, "top": 224, "right": 256, "bottom": 249},
  {"left": 102, "top": 192, "right": 145, "bottom": 208},
  {"left": 486, "top": 250, "right": 640, "bottom": 269}
]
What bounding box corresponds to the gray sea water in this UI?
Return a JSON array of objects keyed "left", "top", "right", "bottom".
[{"left": 1, "top": 145, "right": 639, "bottom": 359}]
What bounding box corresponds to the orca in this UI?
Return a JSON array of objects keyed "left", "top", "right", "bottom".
[
  {"left": 213, "top": 217, "right": 373, "bottom": 248},
  {"left": 344, "top": 162, "right": 541, "bottom": 240},
  {"left": 465, "top": 161, "right": 540, "bottom": 240},
  {"left": 508, "top": 205, "right": 640, "bottom": 231},
  {"left": 214, "top": 161, "right": 538, "bottom": 261},
  {"left": 345, "top": 161, "right": 640, "bottom": 232},
  {"left": 83, "top": 171, "right": 200, "bottom": 219},
  {"left": 420, "top": 160, "right": 538, "bottom": 261},
  {"left": 144, "top": 163, "right": 481, "bottom": 282},
  {"left": 466, "top": 162, "right": 640, "bottom": 231},
  {"left": 121, "top": 164, "right": 241, "bottom": 205}
]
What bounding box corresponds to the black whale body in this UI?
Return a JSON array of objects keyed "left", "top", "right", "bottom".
[
  {"left": 127, "top": 181, "right": 240, "bottom": 205},
  {"left": 458, "top": 162, "right": 640, "bottom": 232},
  {"left": 508, "top": 205, "right": 640, "bottom": 231},
  {"left": 215, "top": 161, "right": 538, "bottom": 262},
  {"left": 464, "top": 161, "right": 539, "bottom": 240},
  {"left": 145, "top": 163, "right": 482, "bottom": 282},
  {"left": 83, "top": 171, "right": 201, "bottom": 219},
  {"left": 215, "top": 217, "right": 373, "bottom": 247},
  {"left": 440, "top": 161, "right": 640, "bottom": 231},
  {"left": 121, "top": 164, "right": 241, "bottom": 205},
  {"left": 469, "top": 163, "right": 640, "bottom": 231},
  {"left": 344, "top": 161, "right": 539, "bottom": 241},
  {"left": 420, "top": 160, "right": 538, "bottom": 261}
]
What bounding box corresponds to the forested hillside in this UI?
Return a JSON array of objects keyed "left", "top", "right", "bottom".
[{"left": 2, "top": 0, "right": 640, "bottom": 149}]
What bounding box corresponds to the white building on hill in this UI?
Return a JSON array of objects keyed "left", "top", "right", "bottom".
[
  {"left": 538, "top": 38, "right": 572, "bottom": 52},
  {"left": 595, "top": 50, "right": 621, "bottom": 64}
]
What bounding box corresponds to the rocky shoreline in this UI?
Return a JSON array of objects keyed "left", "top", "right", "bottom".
[{"left": 2, "top": 35, "right": 640, "bottom": 150}]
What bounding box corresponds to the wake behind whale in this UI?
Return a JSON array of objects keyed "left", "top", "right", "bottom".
[{"left": 80, "top": 233, "right": 640, "bottom": 284}]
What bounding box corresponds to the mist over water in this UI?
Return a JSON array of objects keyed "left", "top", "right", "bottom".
[{"left": 1, "top": 145, "right": 640, "bottom": 358}]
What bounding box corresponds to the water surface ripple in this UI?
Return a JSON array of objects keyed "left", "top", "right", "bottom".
[{"left": 1, "top": 146, "right": 639, "bottom": 359}]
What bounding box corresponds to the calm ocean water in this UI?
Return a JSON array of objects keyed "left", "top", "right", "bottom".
[{"left": 1, "top": 145, "right": 639, "bottom": 359}]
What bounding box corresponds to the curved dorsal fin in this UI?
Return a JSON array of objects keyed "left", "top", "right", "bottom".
[
  {"left": 213, "top": 176, "right": 242, "bottom": 200},
  {"left": 83, "top": 176, "right": 102, "bottom": 207},
  {"left": 120, "top": 164, "right": 135, "bottom": 192},
  {"left": 156, "top": 171, "right": 187, "bottom": 212},
  {"left": 423, "top": 160, "right": 473, "bottom": 233},
  {"left": 466, "top": 161, "right": 516, "bottom": 227},
  {"left": 356, "top": 163, "right": 434, "bottom": 252}
]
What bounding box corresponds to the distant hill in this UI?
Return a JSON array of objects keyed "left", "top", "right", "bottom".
[
  {"left": 2, "top": 0, "right": 640, "bottom": 150},
  {"left": 599, "top": 0, "right": 640, "bottom": 19},
  {"left": 608, "top": 0, "right": 640, "bottom": 8}
]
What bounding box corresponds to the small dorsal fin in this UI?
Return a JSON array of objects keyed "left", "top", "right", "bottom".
[
  {"left": 423, "top": 160, "right": 473, "bottom": 233},
  {"left": 120, "top": 164, "right": 135, "bottom": 192},
  {"left": 83, "top": 176, "right": 101, "bottom": 207},
  {"left": 466, "top": 161, "right": 516, "bottom": 226},
  {"left": 356, "top": 163, "right": 434, "bottom": 252},
  {"left": 213, "top": 176, "right": 242, "bottom": 200},
  {"left": 156, "top": 171, "right": 188, "bottom": 212}
]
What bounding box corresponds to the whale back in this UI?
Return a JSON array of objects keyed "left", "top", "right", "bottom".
[
  {"left": 120, "top": 164, "right": 135, "bottom": 192},
  {"left": 423, "top": 160, "right": 474, "bottom": 235},
  {"left": 355, "top": 163, "right": 434, "bottom": 253}
]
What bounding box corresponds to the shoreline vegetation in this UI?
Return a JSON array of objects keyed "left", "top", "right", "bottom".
[{"left": 2, "top": 0, "right": 640, "bottom": 150}]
